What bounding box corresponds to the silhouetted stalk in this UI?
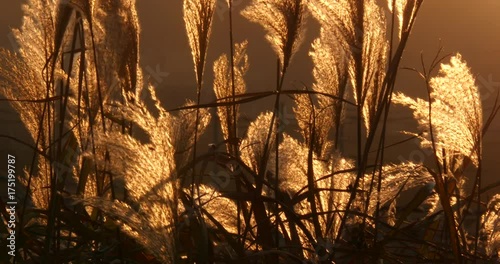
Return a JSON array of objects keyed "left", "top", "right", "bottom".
[
  {"left": 87, "top": 13, "right": 106, "bottom": 134},
  {"left": 333, "top": 77, "right": 347, "bottom": 151},
  {"left": 473, "top": 159, "right": 481, "bottom": 260},
  {"left": 227, "top": 0, "right": 243, "bottom": 246},
  {"left": 275, "top": 58, "right": 280, "bottom": 252},
  {"left": 172, "top": 90, "right": 354, "bottom": 113},
  {"left": 53, "top": 16, "right": 80, "bottom": 257},
  {"left": 191, "top": 81, "right": 202, "bottom": 205},
  {"left": 43, "top": 3, "right": 72, "bottom": 255},
  {"left": 42, "top": 54, "right": 56, "bottom": 262},
  {"left": 335, "top": 1, "right": 425, "bottom": 254},
  {"left": 472, "top": 89, "right": 500, "bottom": 258},
  {"left": 183, "top": 0, "right": 216, "bottom": 210},
  {"left": 19, "top": 59, "right": 49, "bottom": 264},
  {"left": 334, "top": 0, "right": 365, "bottom": 249},
  {"left": 305, "top": 90, "right": 324, "bottom": 248},
  {"left": 421, "top": 56, "right": 463, "bottom": 263},
  {"left": 371, "top": 0, "right": 398, "bottom": 247},
  {"left": 228, "top": 0, "right": 237, "bottom": 156}
]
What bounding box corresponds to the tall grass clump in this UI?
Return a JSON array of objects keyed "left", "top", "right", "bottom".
[{"left": 1, "top": 0, "right": 500, "bottom": 263}]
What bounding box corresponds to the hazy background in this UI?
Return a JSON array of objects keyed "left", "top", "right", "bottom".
[{"left": 1, "top": 1, "right": 499, "bottom": 192}]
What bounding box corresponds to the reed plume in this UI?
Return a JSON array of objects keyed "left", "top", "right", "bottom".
[
  {"left": 295, "top": 25, "right": 349, "bottom": 157},
  {"left": 183, "top": 0, "right": 216, "bottom": 86},
  {"left": 1, "top": 0, "right": 147, "bottom": 261},
  {"left": 85, "top": 84, "right": 178, "bottom": 263},
  {"left": 241, "top": 0, "right": 307, "bottom": 74},
  {"left": 393, "top": 54, "right": 483, "bottom": 173},
  {"left": 387, "top": 0, "right": 420, "bottom": 39},
  {"left": 293, "top": 94, "right": 334, "bottom": 158},
  {"left": 0, "top": 0, "right": 58, "bottom": 141},
  {"left": 183, "top": 0, "right": 216, "bottom": 204},
  {"left": 239, "top": 111, "right": 276, "bottom": 174},
  {"left": 265, "top": 133, "right": 434, "bottom": 257},
  {"left": 309, "top": 0, "right": 388, "bottom": 133},
  {"left": 213, "top": 40, "right": 249, "bottom": 144},
  {"left": 171, "top": 100, "right": 211, "bottom": 169},
  {"left": 93, "top": 0, "right": 142, "bottom": 97}
]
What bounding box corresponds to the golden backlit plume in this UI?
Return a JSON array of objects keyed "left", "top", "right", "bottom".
[
  {"left": 183, "top": 0, "right": 216, "bottom": 84},
  {"left": 93, "top": 0, "right": 142, "bottom": 96},
  {"left": 297, "top": 25, "right": 349, "bottom": 155},
  {"left": 265, "top": 134, "right": 353, "bottom": 256},
  {"left": 394, "top": 54, "right": 483, "bottom": 173},
  {"left": 309, "top": 0, "right": 389, "bottom": 133},
  {"left": 241, "top": 0, "right": 307, "bottom": 72},
  {"left": 0, "top": 0, "right": 58, "bottom": 140},
  {"left": 240, "top": 111, "right": 276, "bottom": 174},
  {"left": 352, "top": 1, "right": 388, "bottom": 133},
  {"left": 171, "top": 100, "right": 211, "bottom": 168},
  {"left": 213, "top": 40, "right": 249, "bottom": 142},
  {"left": 293, "top": 93, "right": 335, "bottom": 158},
  {"left": 387, "top": 0, "right": 420, "bottom": 39},
  {"left": 266, "top": 134, "right": 433, "bottom": 252},
  {"left": 87, "top": 84, "right": 179, "bottom": 263}
]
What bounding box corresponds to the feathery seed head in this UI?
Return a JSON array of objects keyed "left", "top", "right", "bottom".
[
  {"left": 213, "top": 41, "right": 249, "bottom": 142},
  {"left": 94, "top": 83, "right": 178, "bottom": 262},
  {"left": 394, "top": 54, "right": 483, "bottom": 173},
  {"left": 310, "top": 0, "right": 389, "bottom": 133},
  {"left": 241, "top": 0, "right": 308, "bottom": 72},
  {"left": 94, "top": 0, "right": 141, "bottom": 94},
  {"left": 240, "top": 111, "right": 276, "bottom": 173},
  {"left": 184, "top": 0, "right": 217, "bottom": 85},
  {"left": 387, "top": 0, "right": 419, "bottom": 39}
]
